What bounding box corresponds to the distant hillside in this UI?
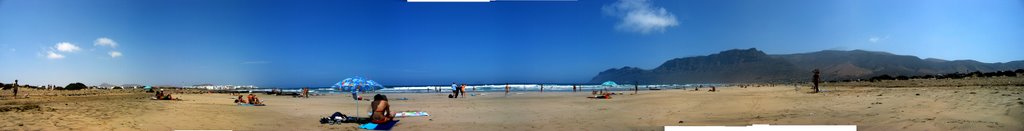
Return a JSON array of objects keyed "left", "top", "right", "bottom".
[{"left": 590, "top": 48, "right": 1024, "bottom": 84}]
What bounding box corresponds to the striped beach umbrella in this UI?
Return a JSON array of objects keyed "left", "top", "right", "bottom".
[{"left": 601, "top": 81, "right": 618, "bottom": 86}]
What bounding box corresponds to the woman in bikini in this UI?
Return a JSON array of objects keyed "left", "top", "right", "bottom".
[{"left": 370, "top": 94, "right": 394, "bottom": 124}]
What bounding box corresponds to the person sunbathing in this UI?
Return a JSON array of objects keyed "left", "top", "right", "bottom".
[
  {"left": 161, "top": 93, "right": 174, "bottom": 100},
  {"left": 235, "top": 95, "right": 247, "bottom": 104},
  {"left": 370, "top": 94, "right": 394, "bottom": 124},
  {"left": 588, "top": 93, "right": 612, "bottom": 99},
  {"left": 155, "top": 91, "right": 164, "bottom": 99},
  {"left": 247, "top": 94, "right": 263, "bottom": 104}
]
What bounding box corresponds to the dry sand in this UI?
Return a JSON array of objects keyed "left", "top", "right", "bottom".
[{"left": 2, "top": 79, "right": 1023, "bottom": 131}]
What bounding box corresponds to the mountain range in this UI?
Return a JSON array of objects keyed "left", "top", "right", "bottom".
[{"left": 590, "top": 48, "right": 1024, "bottom": 84}]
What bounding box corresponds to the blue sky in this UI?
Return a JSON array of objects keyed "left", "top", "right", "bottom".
[{"left": 1, "top": 0, "right": 1022, "bottom": 87}]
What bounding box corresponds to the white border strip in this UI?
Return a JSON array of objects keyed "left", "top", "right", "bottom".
[
  {"left": 408, "top": 0, "right": 491, "bottom": 2},
  {"left": 666, "top": 124, "right": 856, "bottom": 131}
]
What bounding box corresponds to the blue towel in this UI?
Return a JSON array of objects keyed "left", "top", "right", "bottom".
[
  {"left": 374, "top": 120, "right": 399, "bottom": 130},
  {"left": 359, "top": 120, "right": 399, "bottom": 130},
  {"left": 359, "top": 123, "right": 378, "bottom": 129}
]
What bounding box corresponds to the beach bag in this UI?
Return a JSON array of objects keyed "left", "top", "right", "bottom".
[
  {"left": 320, "top": 117, "right": 331, "bottom": 124},
  {"left": 331, "top": 112, "right": 347, "bottom": 121}
]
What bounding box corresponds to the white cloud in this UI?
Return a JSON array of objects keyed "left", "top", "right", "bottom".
[
  {"left": 603, "top": 0, "right": 679, "bottom": 34},
  {"left": 868, "top": 35, "right": 890, "bottom": 43},
  {"left": 95, "top": 37, "right": 118, "bottom": 48},
  {"left": 55, "top": 42, "right": 81, "bottom": 52},
  {"left": 109, "top": 51, "right": 122, "bottom": 58},
  {"left": 46, "top": 51, "right": 65, "bottom": 59}
]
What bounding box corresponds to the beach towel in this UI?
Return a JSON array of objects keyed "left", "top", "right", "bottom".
[
  {"left": 395, "top": 111, "right": 429, "bottom": 117},
  {"left": 359, "top": 120, "right": 399, "bottom": 130},
  {"left": 367, "top": 111, "right": 430, "bottom": 117},
  {"left": 238, "top": 103, "right": 266, "bottom": 106}
]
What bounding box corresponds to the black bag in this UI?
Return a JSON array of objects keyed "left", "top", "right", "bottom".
[
  {"left": 320, "top": 117, "right": 330, "bottom": 124},
  {"left": 330, "top": 112, "right": 346, "bottom": 121}
]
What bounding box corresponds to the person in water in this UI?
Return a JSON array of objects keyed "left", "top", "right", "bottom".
[
  {"left": 504, "top": 83, "right": 510, "bottom": 96},
  {"left": 370, "top": 94, "right": 394, "bottom": 124}
]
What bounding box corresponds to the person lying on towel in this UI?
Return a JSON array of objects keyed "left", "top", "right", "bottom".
[
  {"left": 588, "top": 93, "right": 612, "bottom": 99},
  {"left": 247, "top": 94, "right": 263, "bottom": 104},
  {"left": 235, "top": 95, "right": 248, "bottom": 104},
  {"left": 370, "top": 94, "right": 395, "bottom": 124}
]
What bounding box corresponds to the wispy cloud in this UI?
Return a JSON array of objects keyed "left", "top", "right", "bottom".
[
  {"left": 603, "top": 0, "right": 679, "bottom": 34},
  {"left": 108, "top": 51, "right": 122, "bottom": 58},
  {"left": 46, "top": 51, "right": 65, "bottom": 59},
  {"left": 241, "top": 61, "right": 271, "bottom": 64},
  {"left": 868, "top": 35, "right": 890, "bottom": 43},
  {"left": 55, "top": 42, "right": 80, "bottom": 52},
  {"left": 95, "top": 37, "right": 118, "bottom": 48}
]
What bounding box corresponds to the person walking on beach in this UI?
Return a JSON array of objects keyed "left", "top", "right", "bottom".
[
  {"left": 12, "top": 80, "right": 18, "bottom": 99},
  {"left": 573, "top": 85, "right": 577, "bottom": 92},
  {"left": 812, "top": 69, "right": 821, "bottom": 93},
  {"left": 505, "top": 83, "right": 510, "bottom": 96},
  {"left": 451, "top": 82, "right": 459, "bottom": 98}
]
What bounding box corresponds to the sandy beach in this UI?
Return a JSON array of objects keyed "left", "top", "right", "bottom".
[{"left": 2, "top": 78, "right": 1023, "bottom": 131}]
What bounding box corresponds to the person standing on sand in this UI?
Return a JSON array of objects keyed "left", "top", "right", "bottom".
[
  {"left": 12, "top": 80, "right": 18, "bottom": 99},
  {"left": 459, "top": 84, "right": 467, "bottom": 98},
  {"left": 303, "top": 87, "right": 310, "bottom": 98},
  {"left": 634, "top": 82, "right": 638, "bottom": 94},
  {"left": 505, "top": 83, "right": 510, "bottom": 96},
  {"left": 812, "top": 69, "right": 821, "bottom": 93},
  {"left": 451, "top": 82, "right": 459, "bottom": 98}
]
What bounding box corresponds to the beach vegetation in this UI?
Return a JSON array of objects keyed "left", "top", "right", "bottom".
[{"left": 64, "top": 83, "right": 88, "bottom": 90}]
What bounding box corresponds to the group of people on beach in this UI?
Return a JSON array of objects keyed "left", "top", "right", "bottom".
[
  {"left": 154, "top": 89, "right": 175, "bottom": 100},
  {"left": 235, "top": 94, "right": 263, "bottom": 105},
  {"left": 449, "top": 82, "right": 467, "bottom": 98}
]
